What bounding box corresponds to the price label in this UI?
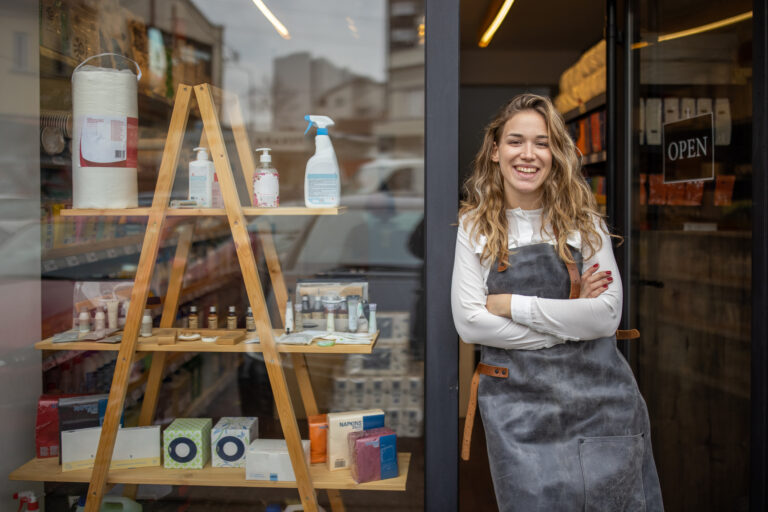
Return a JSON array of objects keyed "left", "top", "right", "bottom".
[
  {"left": 85, "top": 252, "right": 98, "bottom": 263},
  {"left": 65, "top": 256, "right": 79, "bottom": 267},
  {"left": 107, "top": 248, "right": 119, "bottom": 259},
  {"left": 43, "top": 261, "right": 59, "bottom": 272}
]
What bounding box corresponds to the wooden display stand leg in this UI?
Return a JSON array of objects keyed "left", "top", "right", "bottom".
[
  {"left": 123, "top": 223, "right": 195, "bottom": 500},
  {"left": 258, "top": 222, "right": 346, "bottom": 512},
  {"left": 196, "top": 84, "right": 319, "bottom": 512},
  {"left": 84, "top": 85, "right": 194, "bottom": 512}
]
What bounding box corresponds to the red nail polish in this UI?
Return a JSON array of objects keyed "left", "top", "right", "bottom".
[
  {"left": 592, "top": 263, "right": 599, "bottom": 268},
  {"left": 603, "top": 284, "right": 608, "bottom": 288},
  {"left": 606, "top": 271, "right": 612, "bottom": 275},
  {"left": 608, "top": 277, "right": 613, "bottom": 282}
]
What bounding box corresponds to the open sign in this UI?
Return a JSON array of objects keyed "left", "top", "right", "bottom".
[{"left": 663, "top": 113, "right": 714, "bottom": 183}]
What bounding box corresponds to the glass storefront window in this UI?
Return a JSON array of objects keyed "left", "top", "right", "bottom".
[{"left": 4, "top": 1, "right": 424, "bottom": 510}]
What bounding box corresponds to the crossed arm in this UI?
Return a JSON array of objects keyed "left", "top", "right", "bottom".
[{"left": 450, "top": 222, "right": 622, "bottom": 349}]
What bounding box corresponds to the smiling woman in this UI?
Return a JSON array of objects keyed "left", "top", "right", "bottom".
[{"left": 452, "top": 93, "right": 663, "bottom": 511}]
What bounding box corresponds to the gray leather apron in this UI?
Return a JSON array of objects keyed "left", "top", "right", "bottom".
[{"left": 479, "top": 243, "right": 663, "bottom": 511}]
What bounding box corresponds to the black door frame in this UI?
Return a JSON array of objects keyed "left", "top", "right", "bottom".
[
  {"left": 424, "top": 0, "right": 460, "bottom": 511},
  {"left": 751, "top": 0, "right": 768, "bottom": 509}
]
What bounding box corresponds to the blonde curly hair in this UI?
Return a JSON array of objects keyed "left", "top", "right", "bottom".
[{"left": 459, "top": 93, "right": 608, "bottom": 265}]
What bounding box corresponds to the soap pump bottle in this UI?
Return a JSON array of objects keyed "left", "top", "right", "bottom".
[
  {"left": 253, "top": 147, "right": 279, "bottom": 207},
  {"left": 189, "top": 147, "right": 214, "bottom": 207},
  {"left": 303, "top": 115, "right": 340, "bottom": 208}
]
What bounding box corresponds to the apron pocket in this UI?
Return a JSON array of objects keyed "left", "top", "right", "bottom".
[{"left": 579, "top": 434, "right": 646, "bottom": 512}]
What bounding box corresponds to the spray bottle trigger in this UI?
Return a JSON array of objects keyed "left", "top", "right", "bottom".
[{"left": 304, "top": 119, "right": 314, "bottom": 136}]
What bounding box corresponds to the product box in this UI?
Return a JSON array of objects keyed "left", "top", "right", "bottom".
[
  {"left": 367, "top": 377, "right": 389, "bottom": 409},
  {"left": 308, "top": 414, "right": 328, "bottom": 464},
  {"left": 349, "top": 377, "right": 367, "bottom": 409},
  {"left": 348, "top": 427, "right": 398, "bottom": 483},
  {"left": 36, "top": 394, "right": 80, "bottom": 458},
  {"left": 58, "top": 394, "right": 111, "bottom": 432},
  {"left": 211, "top": 417, "right": 259, "bottom": 468},
  {"left": 163, "top": 418, "right": 212, "bottom": 469},
  {"left": 246, "top": 439, "right": 310, "bottom": 481},
  {"left": 326, "top": 409, "right": 385, "bottom": 471},
  {"left": 61, "top": 425, "right": 160, "bottom": 471},
  {"left": 403, "top": 407, "right": 424, "bottom": 438}
]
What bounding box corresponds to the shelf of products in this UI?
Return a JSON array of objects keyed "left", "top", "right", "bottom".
[
  {"left": 9, "top": 453, "right": 411, "bottom": 491},
  {"left": 35, "top": 329, "right": 380, "bottom": 355},
  {"left": 562, "top": 93, "right": 606, "bottom": 123},
  {"left": 60, "top": 207, "right": 347, "bottom": 217}
]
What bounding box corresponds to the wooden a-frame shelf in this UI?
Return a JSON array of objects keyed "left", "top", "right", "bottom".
[
  {"left": 10, "top": 84, "right": 400, "bottom": 512},
  {"left": 10, "top": 454, "right": 411, "bottom": 491},
  {"left": 36, "top": 329, "right": 380, "bottom": 354},
  {"left": 60, "top": 206, "right": 346, "bottom": 217}
]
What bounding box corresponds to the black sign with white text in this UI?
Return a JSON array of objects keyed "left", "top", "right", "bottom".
[{"left": 663, "top": 113, "right": 714, "bottom": 183}]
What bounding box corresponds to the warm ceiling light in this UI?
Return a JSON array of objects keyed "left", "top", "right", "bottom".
[
  {"left": 634, "top": 10, "right": 752, "bottom": 49},
  {"left": 252, "top": 0, "right": 291, "bottom": 40},
  {"left": 658, "top": 10, "right": 752, "bottom": 42},
  {"left": 478, "top": 0, "right": 516, "bottom": 48}
]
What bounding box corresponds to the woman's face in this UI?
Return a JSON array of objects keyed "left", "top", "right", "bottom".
[{"left": 491, "top": 109, "right": 553, "bottom": 209}]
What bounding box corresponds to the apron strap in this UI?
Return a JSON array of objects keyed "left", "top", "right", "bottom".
[{"left": 462, "top": 362, "right": 508, "bottom": 461}]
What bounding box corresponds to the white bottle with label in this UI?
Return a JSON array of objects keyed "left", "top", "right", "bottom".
[
  {"left": 253, "top": 147, "right": 279, "bottom": 207},
  {"left": 303, "top": 115, "right": 340, "bottom": 208},
  {"left": 189, "top": 147, "right": 214, "bottom": 207},
  {"left": 212, "top": 172, "right": 224, "bottom": 208}
]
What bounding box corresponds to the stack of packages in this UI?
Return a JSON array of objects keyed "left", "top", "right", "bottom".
[
  {"left": 554, "top": 39, "right": 606, "bottom": 114},
  {"left": 332, "top": 312, "right": 424, "bottom": 438},
  {"left": 35, "top": 393, "right": 161, "bottom": 471},
  {"left": 310, "top": 409, "right": 399, "bottom": 484}
]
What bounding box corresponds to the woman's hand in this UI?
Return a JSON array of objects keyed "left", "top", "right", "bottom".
[
  {"left": 485, "top": 293, "right": 512, "bottom": 318},
  {"left": 580, "top": 263, "right": 613, "bottom": 298}
]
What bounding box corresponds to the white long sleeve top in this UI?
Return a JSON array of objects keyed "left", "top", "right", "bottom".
[{"left": 450, "top": 208, "right": 622, "bottom": 350}]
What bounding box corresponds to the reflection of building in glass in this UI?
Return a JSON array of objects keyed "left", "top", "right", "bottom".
[
  {"left": 272, "top": 52, "right": 385, "bottom": 131},
  {"left": 375, "top": 0, "right": 425, "bottom": 157},
  {"left": 269, "top": 52, "right": 387, "bottom": 199}
]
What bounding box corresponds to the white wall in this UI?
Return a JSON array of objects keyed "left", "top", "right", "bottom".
[{"left": 0, "top": 0, "right": 42, "bottom": 504}]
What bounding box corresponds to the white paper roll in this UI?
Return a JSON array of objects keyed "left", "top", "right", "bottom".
[{"left": 72, "top": 57, "right": 140, "bottom": 208}]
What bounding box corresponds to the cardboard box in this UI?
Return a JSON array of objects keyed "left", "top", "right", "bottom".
[
  {"left": 61, "top": 425, "right": 160, "bottom": 471},
  {"left": 326, "top": 409, "right": 384, "bottom": 471},
  {"left": 348, "top": 427, "right": 398, "bottom": 483},
  {"left": 308, "top": 414, "right": 328, "bottom": 464},
  {"left": 163, "top": 418, "right": 212, "bottom": 469},
  {"left": 246, "top": 439, "right": 310, "bottom": 481},
  {"left": 211, "top": 417, "right": 259, "bottom": 468},
  {"left": 36, "top": 394, "right": 79, "bottom": 458}
]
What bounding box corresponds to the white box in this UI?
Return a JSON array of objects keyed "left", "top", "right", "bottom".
[
  {"left": 368, "top": 377, "right": 388, "bottom": 408},
  {"left": 403, "top": 407, "right": 423, "bottom": 438},
  {"left": 332, "top": 375, "right": 349, "bottom": 410},
  {"left": 326, "top": 409, "right": 385, "bottom": 471},
  {"left": 245, "top": 439, "right": 310, "bottom": 482},
  {"left": 211, "top": 417, "right": 259, "bottom": 468},
  {"left": 385, "top": 408, "right": 401, "bottom": 436},
  {"left": 406, "top": 375, "right": 423, "bottom": 407},
  {"left": 388, "top": 376, "right": 405, "bottom": 407},
  {"left": 349, "top": 377, "right": 367, "bottom": 409},
  {"left": 61, "top": 425, "right": 161, "bottom": 471}
]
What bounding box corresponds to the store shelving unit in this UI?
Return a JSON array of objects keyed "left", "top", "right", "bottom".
[{"left": 10, "top": 84, "right": 408, "bottom": 512}]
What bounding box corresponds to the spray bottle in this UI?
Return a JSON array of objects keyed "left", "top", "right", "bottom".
[
  {"left": 13, "top": 492, "right": 39, "bottom": 512},
  {"left": 303, "top": 115, "right": 340, "bottom": 208},
  {"left": 253, "top": 147, "right": 279, "bottom": 207},
  {"left": 189, "top": 147, "right": 214, "bottom": 207}
]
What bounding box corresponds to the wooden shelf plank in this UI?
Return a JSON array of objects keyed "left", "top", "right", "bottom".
[
  {"left": 60, "top": 207, "right": 347, "bottom": 217},
  {"left": 9, "top": 453, "right": 411, "bottom": 491},
  {"left": 35, "top": 330, "right": 379, "bottom": 354}
]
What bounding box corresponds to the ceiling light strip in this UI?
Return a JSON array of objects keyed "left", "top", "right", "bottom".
[
  {"left": 252, "top": 0, "right": 291, "bottom": 40},
  {"left": 478, "top": 0, "right": 516, "bottom": 48},
  {"left": 633, "top": 10, "right": 752, "bottom": 49}
]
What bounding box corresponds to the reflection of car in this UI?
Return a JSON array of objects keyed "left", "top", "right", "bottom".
[
  {"left": 351, "top": 158, "right": 424, "bottom": 196},
  {"left": 268, "top": 192, "right": 423, "bottom": 313}
]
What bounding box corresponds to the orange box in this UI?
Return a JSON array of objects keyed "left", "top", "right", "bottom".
[{"left": 309, "top": 414, "right": 328, "bottom": 464}]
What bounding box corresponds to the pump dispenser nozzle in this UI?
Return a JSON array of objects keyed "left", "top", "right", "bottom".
[
  {"left": 304, "top": 115, "right": 335, "bottom": 135},
  {"left": 193, "top": 147, "right": 209, "bottom": 160},
  {"left": 255, "top": 147, "right": 272, "bottom": 163}
]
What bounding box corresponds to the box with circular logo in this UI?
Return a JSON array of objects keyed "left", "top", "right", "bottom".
[
  {"left": 163, "top": 418, "right": 212, "bottom": 469},
  {"left": 211, "top": 417, "right": 259, "bottom": 468}
]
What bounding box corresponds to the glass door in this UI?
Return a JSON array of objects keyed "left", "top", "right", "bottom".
[{"left": 627, "top": 1, "right": 753, "bottom": 510}]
